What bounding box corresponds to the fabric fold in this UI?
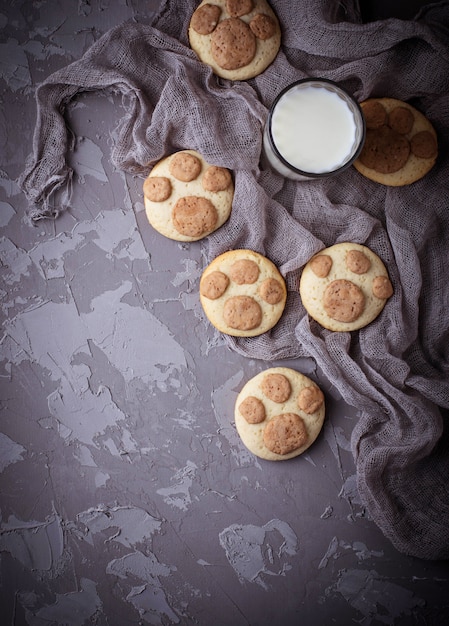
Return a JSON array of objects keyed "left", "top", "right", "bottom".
[{"left": 19, "top": 0, "right": 449, "bottom": 559}]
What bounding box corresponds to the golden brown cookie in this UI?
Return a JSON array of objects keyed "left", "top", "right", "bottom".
[
  {"left": 299, "top": 242, "right": 393, "bottom": 332},
  {"left": 199, "top": 249, "right": 287, "bottom": 337},
  {"left": 188, "top": 0, "right": 281, "bottom": 80},
  {"left": 234, "top": 367, "right": 325, "bottom": 461},
  {"left": 354, "top": 97, "right": 438, "bottom": 186},
  {"left": 143, "top": 150, "right": 233, "bottom": 242}
]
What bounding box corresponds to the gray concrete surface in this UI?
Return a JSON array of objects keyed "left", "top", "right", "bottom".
[{"left": 1, "top": 1, "right": 448, "bottom": 624}]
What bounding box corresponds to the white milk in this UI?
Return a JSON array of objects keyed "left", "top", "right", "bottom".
[{"left": 265, "top": 82, "right": 361, "bottom": 178}]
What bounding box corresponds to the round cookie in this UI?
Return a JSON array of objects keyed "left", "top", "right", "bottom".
[
  {"left": 353, "top": 98, "right": 438, "bottom": 186},
  {"left": 235, "top": 367, "right": 325, "bottom": 461},
  {"left": 143, "top": 150, "right": 234, "bottom": 242},
  {"left": 199, "top": 249, "right": 287, "bottom": 337},
  {"left": 188, "top": 0, "right": 281, "bottom": 81},
  {"left": 299, "top": 242, "right": 393, "bottom": 332}
]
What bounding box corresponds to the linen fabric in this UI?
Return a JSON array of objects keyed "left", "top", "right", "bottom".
[{"left": 20, "top": 0, "right": 449, "bottom": 559}]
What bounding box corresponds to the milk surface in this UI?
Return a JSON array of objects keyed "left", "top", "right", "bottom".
[{"left": 271, "top": 85, "right": 357, "bottom": 174}]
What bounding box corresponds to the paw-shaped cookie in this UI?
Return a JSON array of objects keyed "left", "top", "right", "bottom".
[
  {"left": 353, "top": 98, "right": 438, "bottom": 186},
  {"left": 199, "top": 249, "right": 287, "bottom": 337},
  {"left": 143, "top": 150, "right": 233, "bottom": 241},
  {"left": 188, "top": 0, "right": 281, "bottom": 80},
  {"left": 235, "top": 367, "right": 325, "bottom": 461},
  {"left": 299, "top": 242, "right": 393, "bottom": 332}
]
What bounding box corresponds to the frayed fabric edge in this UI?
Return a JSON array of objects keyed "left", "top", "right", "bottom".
[{"left": 21, "top": 168, "right": 74, "bottom": 223}]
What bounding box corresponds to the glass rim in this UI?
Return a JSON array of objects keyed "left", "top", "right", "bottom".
[{"left": 266, "top": 78, "right": 366, "bottom": 179}]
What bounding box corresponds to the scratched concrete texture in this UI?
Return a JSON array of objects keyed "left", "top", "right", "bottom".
[{"left": 1, "top": 1, "right": 449, "bottom": 625}]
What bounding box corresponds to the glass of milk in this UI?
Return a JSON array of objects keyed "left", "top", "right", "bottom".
[{"left": 263, "top": 78, "right": 365, "bottom": 181}]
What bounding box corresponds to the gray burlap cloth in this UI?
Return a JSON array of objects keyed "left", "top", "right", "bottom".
[{"left": 20, "top": 0, "right": 449, "bottom": 559}]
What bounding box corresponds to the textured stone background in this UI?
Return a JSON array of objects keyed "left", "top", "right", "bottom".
[{"left": 1, "top": 1, "right": 448, "bottom": 624}]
